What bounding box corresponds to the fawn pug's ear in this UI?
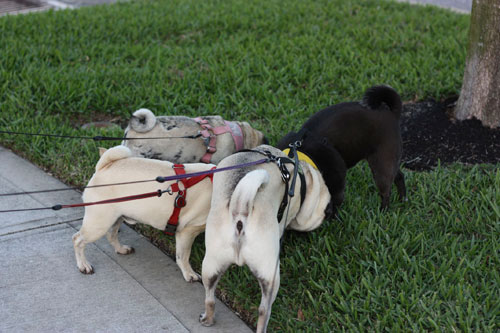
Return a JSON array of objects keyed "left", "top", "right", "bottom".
[{"left": 98, "top": 147, "right": 107, "bottom": 157}]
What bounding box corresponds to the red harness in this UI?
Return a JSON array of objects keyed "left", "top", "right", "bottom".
[
  {"left": 193, "top": 117, "right": 244, "bottom": 163},
  {"left": 165, "top": 164, "right": 216, "bottom": 236}
]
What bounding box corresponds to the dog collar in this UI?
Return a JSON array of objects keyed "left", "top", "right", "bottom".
[{"left": 282, "top": 148, "right": 318, "bottom": 170}]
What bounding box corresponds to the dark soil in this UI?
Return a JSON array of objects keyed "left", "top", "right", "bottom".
[{"left": 401, "top": 97, "right": 500, "bottom": 171}]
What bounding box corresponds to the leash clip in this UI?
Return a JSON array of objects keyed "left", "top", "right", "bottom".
[
  {"left": 262, "top": 150, "right": 277, "bottom": 162},
  {"left": 278, "top": 160, "right": 290, "bottom": 183},
  {"left": 164, "top": 185, "right": 173, "bottom": 195},
  {"left": 289, "top": 140, "right": 302, "bottom": 149}
]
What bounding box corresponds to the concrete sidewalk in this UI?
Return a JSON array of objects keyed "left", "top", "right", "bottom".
[
  {"left": 52, "top": 0, "right": 473, "bottom": 13},
  {"left": 2, "top": 0, "right": 472, "bottom": 17},
  {"left": 0, "top": 145, "right": 252, "bottom": 332},
  {"left": 397, "top": 0, "right": 472, "bottom": 13}
]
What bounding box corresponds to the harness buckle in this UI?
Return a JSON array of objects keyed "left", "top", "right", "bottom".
[
  {"left": 280, "top": 166, "right": 290, "bottom": 182},
  {"left": 174, "top": 191, "right": 186, "bottom": 208},
  {"left": 203, "top": 134, "right": 216, "bottom": 146},
  {"left": 277, "top": 159, "right": 290, "bottom": 183},
  {"left": 164, "top": 223, "right": 177, "bottom": 236}
]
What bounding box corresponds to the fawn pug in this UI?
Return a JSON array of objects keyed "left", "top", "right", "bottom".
[
  {"left": 199, "top": 145, "right": 331, "bottom": 332},
  {"left": 72, "top": 145, "right": 214, "bottom": 282}
]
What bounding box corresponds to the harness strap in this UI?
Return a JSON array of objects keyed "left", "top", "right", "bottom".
[
  {"left": 298, "top": 170, "right": 306, "bottom": 207},
  {"left": 224, "top": 121, "right": 244, "bottom": 152},
  {"left": 284, "top": 148, "right": 313, "bottom": 207},
  {"left": 238, "top": 149, "right": 296, "bottom": 223},
  {"left": 276, "top": 173, "right": 290, "bottom": 222},
  {"left": 165, "top": 164, "right": 215, "bottom": 236},
  {"left": 276, "top": 167, "right": 307, "bottom": 222},
  {"left": 276, "top": 157, "right": 292, "bottom": 223},
  {"left": 193, "top": 117, "right": 244, "bottom": 163}
]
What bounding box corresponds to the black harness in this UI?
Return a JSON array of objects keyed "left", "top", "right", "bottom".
[
  {"left": 276, "top": 170, "right": 307, "bottom": 222},
  {"left": 240, "top": 144, "right": 306, "bottom": 223}
]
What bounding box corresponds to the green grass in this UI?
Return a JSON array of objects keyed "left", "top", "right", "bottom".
[{"left": 1, "top": 0, "right": 499, "bottom": 331}]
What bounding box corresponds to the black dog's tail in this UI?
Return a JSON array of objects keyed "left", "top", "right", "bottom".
[{"left": 362, "top": 85, "right": 402, "bottom": 118}]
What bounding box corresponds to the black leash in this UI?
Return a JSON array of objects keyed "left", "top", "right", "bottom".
[
  {"left": 0, "top": 130, "right": 202, "bottom": 141},
  {"left": 278, "top": 142, "right": 302, "bottom": 223},
  {"left": 266, "top": 142, "right": 303, "bottom": 323},
  {"left": 0, "top": 158, "right": 270, "bottom": 213},
  {"left": 287, "top": 140, "right": 302, "bottom": 197},
  {"left": 0, "top": 159, "right": 270, "bottom": 198},
  {"left": 0, "top": 179, "right": 158, "bottom": 197}
]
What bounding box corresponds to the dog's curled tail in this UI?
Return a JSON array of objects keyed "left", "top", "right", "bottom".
[
  {"left": 229, "top": 169, "right": 269, "bottom": 235},
  {"left": 362, "top": 85, "right": 402, "bottom": 117},
  {"left": 129, "top": 108, "right": 157, "bottom": 133},
  {"left": 95, "top": 146, "right": 132, "bottom": 171}
]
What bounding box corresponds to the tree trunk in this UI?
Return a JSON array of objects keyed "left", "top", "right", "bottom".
[{"left": 454, "top": 0, "right": 500, "bottom": 128}]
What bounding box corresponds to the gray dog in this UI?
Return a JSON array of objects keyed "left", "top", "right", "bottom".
[{"left": 123, "top": 108, "right": 267, "bottom": 164}]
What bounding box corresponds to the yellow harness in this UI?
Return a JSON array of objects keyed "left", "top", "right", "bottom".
[{"left": 282, "top": 148, "right": 318, "bottom": 169}]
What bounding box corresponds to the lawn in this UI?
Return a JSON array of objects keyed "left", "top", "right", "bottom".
[{"left": 1, "top": 0, "right": 498, "bottom": 331}]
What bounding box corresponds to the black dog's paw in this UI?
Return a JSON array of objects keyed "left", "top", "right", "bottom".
[{"left": 324, "top": 201, "right": 336, "bottom": 220}]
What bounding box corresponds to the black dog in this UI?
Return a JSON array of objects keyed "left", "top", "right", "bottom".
[{"left": 277, "top": 85, "right": 406, "bottom": 213}]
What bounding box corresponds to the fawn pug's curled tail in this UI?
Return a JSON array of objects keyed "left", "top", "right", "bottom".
[
  {"left": 95, "top": 146, "right": 131, "bottom": 171},
  {"left": 129, "top": 108, "right": 157, "bottom": 133},
  {"left": 229, "top": 169, "right": 269, "bottom": 236}
]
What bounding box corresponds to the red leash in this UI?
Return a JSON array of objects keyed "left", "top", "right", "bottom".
[
  {"left": 0, "top": 165, "right": 215, "bottom": 237},
  {"left": 0, "top": 158, "right": 269, "bottom": 216},
  {"left": 55, "top": 190, "right": 165, "bottom": 210},
  {"left": 0, "top": 190, "right": 167, "bottom": 213}
]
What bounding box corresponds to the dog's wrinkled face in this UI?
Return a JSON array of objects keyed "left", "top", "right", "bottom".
[
  {"left": 237, "top": 121, "right": 267, "bottom": 149},
  {"left": 278, "top": 130, "right": 346, "bottom": 218},
  {"left": 287, "top": 160, "right": 331, "bottom": 232}
]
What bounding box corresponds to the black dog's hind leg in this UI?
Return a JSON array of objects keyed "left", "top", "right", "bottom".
[
  {"left": 367, "top": 153, "right": 400, "bottom": 210},
  {"left": 394, "top": 169, "right": 406, "bottom": 202}
]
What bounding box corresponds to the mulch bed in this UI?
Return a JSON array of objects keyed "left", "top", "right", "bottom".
[{"left": 401, "top": 97, "right": 500, "bottom": 171}]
